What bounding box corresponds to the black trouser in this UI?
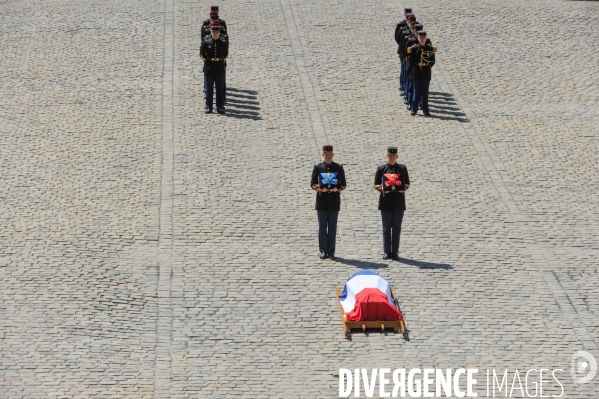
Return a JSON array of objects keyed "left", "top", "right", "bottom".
[
  {"left": 381, "top": 209, "right": 404, "bottom": 254},
  {"left": 205, "top": 74, "right": 225, "bottom": 110},
  {"left": 411, "top": 80, "right": 430, "bottom": 113},
  {"left": 317, "top": 211, "right": 339, "bottom": 254}
]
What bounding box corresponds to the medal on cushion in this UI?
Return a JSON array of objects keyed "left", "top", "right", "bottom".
[
  {"left": 319, "top": 172, "right": 338, "bottom": 191},
  {"left": 382, "top": 172, "right": 402, "bottom": 195}
]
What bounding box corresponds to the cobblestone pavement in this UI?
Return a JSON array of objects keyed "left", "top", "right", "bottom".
[{"left": 1, "top": 0, "right": 598, "bottom": 397}]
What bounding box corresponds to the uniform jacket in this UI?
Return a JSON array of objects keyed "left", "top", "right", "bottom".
[
  {"left": 409, "top": 42, "right": 435, "bottom": 81},
  {"left": 374, "top": 163, "right": 410, "bottom": 211},
  {"left": 405, "top": 36, "right": 432, "bottom": 72},
  {"left": 200, "top": 36, "right": 228, "bottom": 76},
  {"left": 400, "top": 27, "right": 414, "bottom": 57},
  {"left": 403, "top": 35, "right": 417, "bottom": 70},
  {"left": 394, "top": 20, "right": 408, "bottom": 46},
  {"left": 310, "top": 161, "right": 346, "bottom": 212}
]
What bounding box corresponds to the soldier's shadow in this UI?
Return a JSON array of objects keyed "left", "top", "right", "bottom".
[
  {"left": 426, "top": 91, "right": 470, "bottom": 122},
  {"left": 396, "top": 257, "right": 453, "bottom": 270},
  {"left": 333, "top": 258, "right": 389, "bottom": 269},
  {"left": 226, "top": 87, "right": 262, "bottom": 120}
]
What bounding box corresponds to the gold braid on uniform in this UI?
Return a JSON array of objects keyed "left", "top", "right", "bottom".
[{"left": 418, "top": 48, "right": 434, "bottom": 68}]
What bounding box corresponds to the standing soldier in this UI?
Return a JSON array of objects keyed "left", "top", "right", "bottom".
[
  {"left": 311, "top": 145, "right": 346, "bottom": 260},
  {"left": 200, "top": 20, "right": 228, "bottom": 114},
  {"left": 402, "top": 22, "right": 424, "bottom": 111},
  {"left": 205, "top": 6, "right": 228, "bottom": 104},
  {"left": 202, "top": 9, "right": 229, "bottom": 103},
  {"left": 400, "top": 18, "right": 417, "bottom": 106},
  {"left": 394, "top": 8, "right": 412, "bottom": 93},
  {"left": 408, "top": 30, "right": 436, "bottom": 116},
  {"left": 398, "top": 14, "right": 416, "bottom": 98},
  {"left": 373, "top": 147, "right": 410, "bottom": 260},
  {"left": 395, "top": 10, "right": 413, "bottom": 93}
]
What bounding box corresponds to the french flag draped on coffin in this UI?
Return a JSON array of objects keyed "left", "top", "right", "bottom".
[{"left": 339, "top": 271, "right": 403, "bottom": 322}]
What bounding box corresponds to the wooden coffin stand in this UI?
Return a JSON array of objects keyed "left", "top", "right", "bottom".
[{"left": 336, "top": 288, "right": 405, "bottom": 335}]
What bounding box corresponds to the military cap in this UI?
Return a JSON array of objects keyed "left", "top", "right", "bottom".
[
  {"left": 210, "top": 20, "right": 221, "bottom": 28},
  {"left": 404, "top": 8, "right": 413, "bottom": 14},
  {"left": 418, "top": 30, "right": 427, "bottom": 37},
  {"left": 414, "top": 23, "right": 424, "bottom": 31},
  {"left": 406, "top": 13, "right": 415, "bottom": 20},
  {"left": 210, "top": 5, "right": 219, "bottom": 12},
  {"left": 387, "top": 147, "right": 398, "bottom": 154},
  {"left": 322, "top": 145, "right": 334, "bottom": 153}
]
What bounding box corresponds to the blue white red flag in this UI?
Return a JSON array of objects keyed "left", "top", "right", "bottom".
[{"left": 339, "top": 271, "right": 402, "bottom": 322}]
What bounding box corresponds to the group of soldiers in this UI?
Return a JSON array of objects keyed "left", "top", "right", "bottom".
[
  {"left": 310, "top": 9, "right": 440, "bottom": 259},
  {"left": 199, "top": 5, "right": 229, "bottom": 114},
  {"left": 196, "top": 7, "right": 416, "bottom": 258},
  {"left": 311, "top": 146, "right": 410, "bottom": 261},
  {"left": 395, "top": 7, "right": 436, "bottom": 116}
]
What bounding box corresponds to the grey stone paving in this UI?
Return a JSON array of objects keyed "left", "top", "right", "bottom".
[{"left": 1, "top": 0, "right": 598, "bottom": 397}]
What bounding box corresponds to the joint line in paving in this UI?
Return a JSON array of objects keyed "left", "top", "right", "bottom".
[
  {"left": 279, "top": 0, "right": 327, "bottom": 163},
  {"left": 155, "top": 0, "right": 174, "bottom": 396},
  {"left": 280, "top": 0, "right": 364, "bottom": 261},
  {"left": 394, "top": 1, "right": 598, "bottom": 366},
  {"left": 280, "top": 0, "right": 382, "bottom": 368},
  {"left": 434, "top": 68, "right": 598, "bottom": 357}
]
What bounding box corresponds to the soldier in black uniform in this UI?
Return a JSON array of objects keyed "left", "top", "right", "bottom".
[
  {"left": 397, "top": 14, "right": 415, "bottom": 98},
  {"left": 201, "top": 8, "right": 229, "bottom": 103},
  {"left": 408, "top": 30, "right": 436, "bottom": 116},
  {"left": 402, "top": 22, "right": 424, "bottom": 110},
  {"left": 200, "top": 20, "right": 228, "bottom": 114},
  {"left": 399, "top": 18, "right": 417, "bottom": 104},
  {"left": 394, "top": 9, "right": 413, "bottom": 94},
  {"left": 374, "top": 147, "right": 410, "bottom": 260},
  {"left": 310, "top": 145, "right": 346, "bottom": 260},
  {"left": 394, "top": 8, "right": 412, "bottom": 43}
]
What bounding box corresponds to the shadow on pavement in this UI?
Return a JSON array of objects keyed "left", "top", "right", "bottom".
[
  {"left": 396, "top": 257, "right": 454, "bottom": 270},
  {"left": 226, "top": 109, "right": 262, "bottom": 120},
  {"left": 424, "top": 113, "right": 469, "bottom": 123},
  {"left": 228, "top": 102, "right": 260, "bottom": 111},
  {"left": 226, "top": 97, "right": 259, "bottom": 106},
  {"left": 333, "top": 257, "right": 389, "bottom": 269},
  {"left": 225, "top": 87, "right": 262, "bottom": 119},
  {"left": 227, "top": 87, "right": 258, "bottom": 95},
  {"left": 425, "top": 91, "right": 470, "bottom": 122},
  {"left": 345, "top": 329, "right": 405, "bottom": 341}
]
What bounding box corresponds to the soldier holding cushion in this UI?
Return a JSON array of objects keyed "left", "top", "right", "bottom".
[
  {"left": 311, "top": 145, "right": 346, "bottom": 260},
  {"left": 374, "top": 147, "right": 410, "bottom": 260}
]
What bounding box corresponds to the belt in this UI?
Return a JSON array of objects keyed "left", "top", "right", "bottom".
[{"left": 209, "top": 58, "right": 223, "bottom": 62}]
